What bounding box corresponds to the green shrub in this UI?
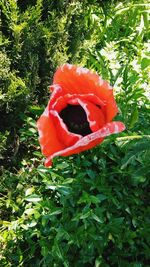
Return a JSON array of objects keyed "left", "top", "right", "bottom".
[{"left": 0, "top": 138, "right": 150, "bottom": 266}]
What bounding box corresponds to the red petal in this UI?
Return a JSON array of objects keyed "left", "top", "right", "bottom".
[
  {"left": 45, "top": 121, "right": 125, "bottom": 167},
  {"left": 49, "top": 110, "right": 82, "bottom": 147},
  {"left": 37, "top": 106, "right": 65, "bottom": 156},
  {"left": 51, "top": 93, "right": 105, "bottom": 112},
  {"left": 106, "top": 94, "right": 118, "bottom": 122},
  {"left": 49, "top": 84, "right": 63, "bottom": 107},
  {"left": 53, "top": 64, "right": 118, "bottom": 121},
  {"left": 68, "top": 98, "right": 106, "bottom": 132}
]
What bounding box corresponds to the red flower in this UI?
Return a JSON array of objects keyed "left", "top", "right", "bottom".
[{"left": 37, "top": 64, "right": 125, "bottom": 167}]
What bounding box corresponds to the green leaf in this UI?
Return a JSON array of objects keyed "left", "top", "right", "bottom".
[
  {"left": 141, "top": 57, "right": 150, "bottom": 70},
  {"left": 129, "top": 107, "right": 139, "bottom": 128},
  {"left": 91, "top": 213, "right": 103, "bottom": 223},
  {"left": 25, "top": 187, "right": 35, "bottom": 196},
  {"left": 49, "top": 209, "right": 62, "bottom": 216},
  {"left": 25, "top": 194, "right": 42, "bottom": 202}
]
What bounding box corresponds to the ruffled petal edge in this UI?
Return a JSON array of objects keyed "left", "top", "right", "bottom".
[{"left": 44, "top": 121, "right": 126, "bottom": 167}]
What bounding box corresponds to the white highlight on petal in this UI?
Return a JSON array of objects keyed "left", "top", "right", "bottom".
[
  {"left": 69, "top": 99, "right": 76, "bottom": 104},
  {"left": 66, "top": 63, "right": 73, "bottom": 69},
  {"left": 78, "top": 99, "right": 96, "bottom": 127},
  {"left": 114, "top": 123, "right": 119, "bottom": 133},
  {"left": 52, "top": 93, "right": 105, "bottom": 110},
  {"left": 97, "top": 77, "right": 104, "bottom": 86},
  {"left": 67, "top": 97, "right": 97, "bottom": 129},
  {"left": 43, "top": 107, "right": 49, "bottom": 117},
  {"left": 50, "top": 84, "right": 62, "bottom": 91},
  {"left": 60, "top": 63, "right": 73, "bottom": 71},
  {"left": 107, "top": 84, "right": 113, "bottom": 90},
  {"left": 38, "top": 129, "right": 43, "bottom": 138},
  {"left": 41, "top": 144, "right": 44, "bottom": 150},
  {"left": 97, "top": 78, "right": 113, "bottom": 90},
  {"left": 50, "top": 110, "right": 82, "bottom": 139},
  {"left": 50, "top": 110, "right": 67, "bottom": 131},
  {"left": 76, "top": 67, "right": 89, "bottom": 75},
  {"left": 49, "top": 84, "right": 62, "bottom": 108},
  {"left": 60, "top": 64, "right": 65, "bottom": 72}
]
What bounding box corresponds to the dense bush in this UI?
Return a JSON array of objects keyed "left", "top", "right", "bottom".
[{"left": 0, "top": 0, "right": 150, "bottom": 266}]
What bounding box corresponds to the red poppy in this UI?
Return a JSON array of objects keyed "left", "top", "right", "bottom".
[{"left": 37, "top": 64, "right": 125, "bottom": 167}]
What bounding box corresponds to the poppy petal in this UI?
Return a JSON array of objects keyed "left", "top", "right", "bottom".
[
  {"left": 68, "top": 98, "right": 106, "bottom": 132},
  {"left": 49, "top": 84, "right": 63, "bottom": 107},
  {"left": 37, "top": 106, "right": 65, "bottom": 156},
  {"left": 51, "top": 93, "right": 105, "bottom": 113},
  {"left": 49, "top": 110, "right": 82, "bottom": 147},
  {"left": 45, "top": 121, "right": 125, "bottom": 167},
  {"left": 105, "top": 94, "right": 118, "bottom": 122},
  {"left": 53, "top": 64, "right": 111, "bottom": 97},
  {"left": 53, "top": 64, "right": 118, "bottom": 121}
]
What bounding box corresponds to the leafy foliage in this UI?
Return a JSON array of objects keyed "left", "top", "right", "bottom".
[{"left": 0, "top": 0, "right": 150, "bottom": 266}]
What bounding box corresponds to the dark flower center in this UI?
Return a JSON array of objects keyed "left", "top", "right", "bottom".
[{"left": 59, "top": 104, "right": 92, "bottom": 136}]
